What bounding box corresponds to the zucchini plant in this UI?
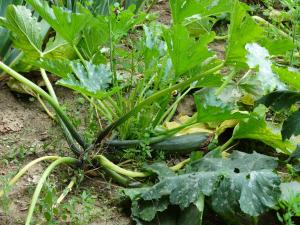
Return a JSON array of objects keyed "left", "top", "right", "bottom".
[{"left": 0, "top": 0, "right": 299, "bottom": 224}]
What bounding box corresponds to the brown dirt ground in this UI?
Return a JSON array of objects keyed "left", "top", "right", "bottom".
[{"left": 0, "top": 86, "right": 130, "bottom": 225}]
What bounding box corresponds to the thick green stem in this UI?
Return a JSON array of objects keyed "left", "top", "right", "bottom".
[
  {"left": 73, "top": 45, "right": 86, "bottom": 66},
  {"left": 94, "top": 155, "right": 191, "bottom": 179},
  {"left": 170, "top": 158, "right": 190, "bottom": 171},
  {"left": 220, "top": 137, "right": 235, "bottom": 151},
  {"left": 103, "top": 168, "right": 132, "bottom": 187},
  {"left": 40, "top": 68, "right": 58, "bottom": 103},
  {"left": 0, "top": 156, "right": 59, "bottom": 198},
  {"left": 0, "top": 61, "right": 87, "bottom": 150},
  {"left": 25, "top": 157, "right": 79, "bottom": 225},
  {"left": 92, "top": 63, "right": 224, "bottom": 147},
  {"left": 41, "top": 65, "right": 83, "bottom": 156},
  {"left": 161, "top": 87, "right": 192, "bottom": 124},
  {"left": 94, "top": 155, "right": 149, "bottom": 178}
]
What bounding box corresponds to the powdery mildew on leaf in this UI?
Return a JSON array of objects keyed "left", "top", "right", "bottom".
[
  {"left": 57, "top": 61, "right": 112, "bottom": 97},
  {"left": 125, "top": 151, "right": 281, "bottom": 223},
  {"left": 245, "top": 43, "right": 285, "bottom": 93}
]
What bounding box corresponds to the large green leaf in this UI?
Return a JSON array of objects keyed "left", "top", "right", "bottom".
[
  {"left": 282, "top": 110, "right": 300, "bottom": 140},
  {"left": 0, "top": 5, "right": 44, "bottom": 59},
  {"left": 124, "top": 150, "right": 281, "bottom": 224},
  {"left": 132, "top": 199, "right": 204, "bottom": 225},
  {"left": 258, "top": 91, "right": 300, "bottom": 111},
  {"left": 164, "top": 24, "right": 214, "bottom": 76},
  {"left": 57, "top": 61, "right": 113, "bottom": 98},
  {"left": 0, "top": 0, "right": 23, "bottom": 57},
  {"left": 36, "top": 58, "right": 72, "bottom": 78},
  {"left": 225, "top": 1, "right": 264, "bottom": 67},
  {"left": 169, "top": 0, "right": 233, "bottom": 25},
  {"left": 232, "top": 105, "right": 295, "bottom": 154},
  {"left": 273, "top": 66, "right": 300, "bottom": 90},
  {"left": 78, "top": 15, "right": 109, "bottom": 61},
  {"left": 195, "top": 88, "right": 249, "bottom": 122},
  {"left": 26, "top": 0, "right": 92, "bottom": 44},
  {"left": 258, "top": 91, "right": 300, "bottom": 140},
  {"left": 43, "top": 34, "right": 76, "bottom": 59}
]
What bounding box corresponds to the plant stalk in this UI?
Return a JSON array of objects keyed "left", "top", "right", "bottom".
[
  {"left": 94, "top": 155, "right": 192, "bottom": 179},
  {"left": 0, "top": 156, "right": 60, "bottom": 198},
  {"left": 94, "top": 155, "right": 149, "bottom": 178},
  {"left": 25, "top": 157, "right": 79, "bottom": 225},
  {"left": 92, "top": 62, "right": 224, "bottom": 147}
]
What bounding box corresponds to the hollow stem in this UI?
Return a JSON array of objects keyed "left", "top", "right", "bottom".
[
  {"left": 215, "top": 69, "right": 235, "bottom": 96},
  {"left": 0, "top": 156, "right": 59, "bottom": 198},
  {"left": 73, "top": 45, "right": 86, "bottom": 66},
  {"left": 25, "top": 157, "right": 79, "bottom": 225},
  {"left": 103, "top": 168, "right": 132, "bottom": 187}
]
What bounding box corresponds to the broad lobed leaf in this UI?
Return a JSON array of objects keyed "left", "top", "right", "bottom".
[
  {"left": 164, "top": 24, "right": 214, "bottom": 77},
  {"left": 0, "top": 5, "right": 44, "bottom": 59},
  {"left": 170, "top": 0, "right": 233, "bottom": 25},
  {"left": 57, "top": 61, "right": 114, "bottom": 98},
  {"left": 125, "top": 151, "right": 281, "bottom": 223},
  {"left": 26, "top": 0, "right": 92, "bottom": 44},
  {"left": 232, "top": 105, "right": 296, "bottom": 154}
]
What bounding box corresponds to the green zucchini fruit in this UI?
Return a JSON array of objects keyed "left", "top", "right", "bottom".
[{"left": 107, "top": 132, "right": 210, "bottom": 154}]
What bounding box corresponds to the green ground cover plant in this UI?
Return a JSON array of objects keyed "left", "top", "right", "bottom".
[{"left": 0, "top": 0, "right": 300, "bottom": 224}]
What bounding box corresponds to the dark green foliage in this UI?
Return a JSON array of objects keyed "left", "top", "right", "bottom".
[{"left": 124, "top": 151, "right": 281, "bottom": 224}]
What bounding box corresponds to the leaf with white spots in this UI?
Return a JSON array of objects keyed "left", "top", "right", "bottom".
[
  {"left": 245, "top": 43, "right": 285, "bottom": 93},
  {"left": 124, "top": 151, "right": 281, "bottom": 223},
  {"left": 57, "top": 61, "right": 114, "bottom": 98}
]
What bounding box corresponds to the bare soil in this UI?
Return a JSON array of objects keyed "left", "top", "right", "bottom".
[{"left": 0, "top": 86, "right": 130, "bottom": 224}]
